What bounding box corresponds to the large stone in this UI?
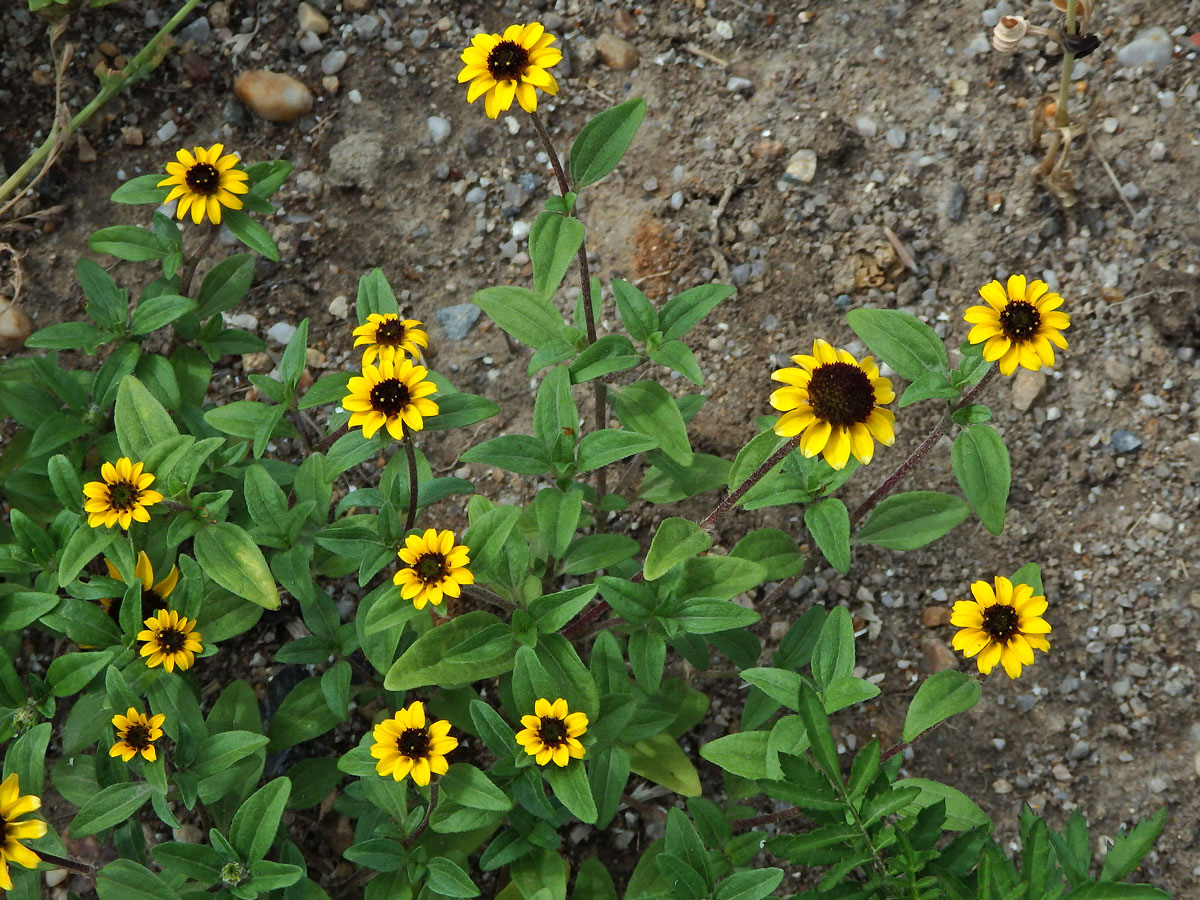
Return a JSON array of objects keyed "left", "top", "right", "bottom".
[
  {"left": 328, "top": 132, "right": 385, "bottom": 190},
  {"left": 0, "top": 296, "right": 34, "bottom": 351},
  {"left": 596, "top": 33, "right": 639, "bottom": 70},
  {"left": 233, "top": 70, "right": 313, "bottom": 122}
]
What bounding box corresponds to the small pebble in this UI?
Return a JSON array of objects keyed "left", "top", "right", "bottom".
[
  {"left": 328, "top": 295, "right": 349, "bottom": 318},
  {"left": 348, "top": 90, "right": 362, "bottom": 104},
  {"left": 297, "top": 2, "right": 329, "bottom": 35},
  {"left": 726, "top": 76, "right": 753, "bottom": 95},
  {"left": 783, "top": 148, "right": 817, "bottom": 184},
  {"left": 234, "top": 70, "right": 314, "bottom": 122},
  {"left": 427, "top": 116, "right": 451, "bottom": 144},
  {"left": 266, "top": 322, "right": 297, "bottom": 344},
  {"left": 464, "top": 186, "right": 486, "bottom": 204},
  {"left": 920, "top": 638, "right": 958, "bottom": 673},
  {"left": 180, "top": 16, "right": 211, "bottom": 42},
  {"left": 1103, "top": 117, "right": 1119, "bottom": 133},
  {"left": 353, "top": 15, "right": 380, "bottom": 40},
  {"left": 321, "top": 49, "right": 348, "bottom": 75},
  {"left": 669, "top": 190, "right": 684, "bottom": 211},
  {"left": 298, "top": 31, "right": 322, "bottom": 53},
  {"left": 1116, "top": 27, "right": 1173, "bottom": 69},
  {"left": 1111, "top": 430, "right": 1142, "bottom": 453},
  {"left": 884, "top": 126, "right": 906, "bottom": 149},
  {"left": 0, "top": 296, "right": 34, "bottom": 350},
  {"left": 410, "top": 28, "right": 430, "bottom": 49},
  {"left": 921, "top": 606, "right": 952, "bottom": 627},
  {"left": 992, "top": 779, "right": 1012, "bottom": 794},
  {"left": 595, "top": 33, "right": 639, "bottom": 70},
  {"left": 855, "top": 116, "right": 877, "bottom": 138},
  {"left": 1146, "top": 511, "right": 1174, "bottom": 532},
  {"left": 642, "top": 176, "right": 658, "bottom": 192},
  {"left": 1107, "top": 623, "right": 1127, "bottom": 639},
  {"left": 436, "top": 304, "right": 481, "bottom": 341},
  {"left": 944, "top": 182, "right": 966, "bottom": 221},
  {"left": 1148, "top": 776, "right": 1169, "bottom": 793},
  {"left": 155, "top": 120, "right": 178, "bottom": 142},
  {"left": 1148, "top": 141, "right": 1167, "bottom": 161}
]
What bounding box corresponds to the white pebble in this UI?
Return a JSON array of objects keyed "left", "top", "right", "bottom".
[
  {"left": 348, "top": 89, "right": 362, "bottom": 104},
  {"left": 855, "top": 116, "right": 877, "bottom": 138},
  {"left": 427, "top": 115, "right": 451, "bottom": 144},
  {"left": 511, "top": 220, "right": 531, "bottom": 241},
  {"left": 298, "top": 30, "right": 322, "bottom": 53},
  {"left": 1148, "top": 141, "right": 1167, "bottom": 161},
  {"left": 266, "top": 322, "right": 297, "bottom": 344},
  {"left": 156, "top": 120, "right": 178, "bottom": 142},
  {"left": 504, "top": 115, "right": 520, "bottom": 135},
  {"left": 321, "top": 49, "right": 347, "bottom": 75}
]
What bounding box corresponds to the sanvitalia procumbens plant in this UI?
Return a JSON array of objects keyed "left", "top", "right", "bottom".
[{"left": 0, "top": 20, "right": 1169, "bottom": 900}]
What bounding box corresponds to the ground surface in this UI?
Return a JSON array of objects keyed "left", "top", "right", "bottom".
[{"left": 3, "top": 0, "right": 1200, "bottom": 896}]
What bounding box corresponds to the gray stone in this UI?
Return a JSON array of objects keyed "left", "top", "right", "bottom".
[
  {"left": 502, "top": 181, "right": 528, "bottom": 210},
  {"left": 1116, "top": 27, "right": 1173, "bottom": 69},
  {"left": 783, "top": 148, "right": 817, "bottom": 184},
  {"left": 464, "top": 186, "right": 486, "bottom": 204},
  {"left": 1111, "top": 429, "right": 1142, "bottom": 453},
  {"left": 352, "top": 15, "right": 380, "bottom": 40},
  {"left": 410, "top": 28, "right": 430, "bottom": 49},
  {"left": 266, "top": 321, "right": 297, "bottom": 344},
  {"left": 427, "top": 116, "right": 451, "bottom": 144},
  {"left": 298, "top": 30, "right": 322, "bottom": 53},
  {"left": 436, "top": 304, "right": 481, "bottom": 341},
  {"left": 321, "top": 49, "right": 348, "bottom": 75},
  {"left": 181, "top": 16, "right": 211, "bottom": 42},
  {"left": 1010, "top": 368, "right": 1045, "bottom": 412},
  {"left": 726, "top": 76, "right": 753, "bottom": 95},
  {"left": 884, "top": 126, "right": 907, "bottom": 149},
  {"left": 327, "top": 132, "right": 384, "bottom": 189},
  {"left": 855, "top": 116, "right": 877, "bottom": 138}
]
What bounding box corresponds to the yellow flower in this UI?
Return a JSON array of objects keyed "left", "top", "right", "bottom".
[
  {"left": 458, "top": 23, "right": 562, "bottom": 119},
  {"left": 109, "top": 707, "right": 166, "bottom": 763},
  {"left": 370, "top": 701, "right": 458, "bottom": 786},
  {"left": 100, "top": 551, "right": 179, "bottom": 620},
  {"left": 951, "top": 576, "right": 1051, "bottom": 679},
  {"left": 769, "top": 339, "right": 896, "bottom": 470},
  {"left": 137, "top": 609, "right": 203, "bottom": 673},
  {"left": 964, "top": 275, "right": 1070, "bottom": 376},
  {"left": 342, "top": 357, "right": 439, "bottom": 441},
  {"left": 158, "top": 143, "right": 250, "bottom": 225},
  {"left": 515, "top": 697, "right": 588, "bottom": 767},
  {"left": 353, "top": 314, "right": 430, "bottom": 367},
  {"left": 82, "top": 457, "right": 164, "bottom": 529},
  {"left": 393, "top": 528, "right": 473, "bottom": 611},
  {"left": 0, "top": 772, "right": 47, "bottom": 892}
]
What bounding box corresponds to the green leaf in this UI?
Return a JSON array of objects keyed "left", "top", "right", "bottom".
[
  {"left": 589, "top": 747, "right": 631, "bottom": 829},
  {"left": 461, "top": 434, "right": 551, "bottom": 476},
  {"left": 713, "top": 869, "right": 786, "bottom": 900},
  {"left": 649, "top": 340, "right": 704, "bottom": 386},
  {"left": 115, "top": 375, "right": 179, "bottom": 460},
  {"left": 904, "top": 671, "right": 982, "bottom": 742},
  {"left": 423, "top": 390, "right": 499, "bottom": 431},
  {"left": 729, "top": 528, "right": 805, "bottom": 581},
  {"left": 804, "top": 498, "right": 851, "bottom": 574},
  {"left": 193, "top": 731, "right": 271, "bottom": 776},
  {"left": 77, "top": 257, "right": 127, "bottom": 329},
  {"left": 194, "top": 522, "right": 281, "bottom": 609},
  {"left": 230, "top": 777, "right": 291, "bottom": 862},
  {"left": 384, "top": 610, "right": 516, "bottom": 690},
  {"left": 528, "top": 584, "right": 596, "bottom": 634},
  {"left": 223, "top": 208, "right": 279, "bottom": 261},
  {"left": 899, "top": 370, "right": 959, "bottom": 408},
  {"left": 569, "top": 334, "right": 639, "bottom": 383},
  {"left": 440, "top": 764, "right": 513, "bottom": 812},
  {"left": 425, "top": 857, "right": 480, "bottom": 898},
  {"left": 195, "top": 253, "right": 255, "bottom": 319},
  {"left": 568, "top": 97, "right": 647, "bottom": 189},
  {"left": 952, "top": 424, "right": 1011, "bottom": 535},
  {"left": 894, "top": 778, "right": 989, "bottom": 830},
  {"left": 560, "top": 533, "right": 639, "bottom": 575},
  {"left": 811, "top": 606, "right": 855, "bottom": 690},
  {"left": 853, "top": 491, "right": 970, "bottom": 550},
  {"left": 644, "top": 517, "right": 712, "bottom": 581},
  {"left": 1100, "top": 808, "right": 1167, "bottom": 882},
  {"left": 111, "top": 173, "right": 170, "bottom": 205},
  {"left": 129, "top": 294, "right": 196, "bottom": 335},
  {"left": 96, "top": 859, "right": 181, "bottom": 900},
  {"left": 57, "top": 525, "right": 116, "bottom": 586},
  {"left": 473, "top": 285, "right": 564, "bottom": 349},
  {"left": 658, "top": 284, "right": 736, "bottom": 342},
  {"left": 822, "top": 676, "right": 880, "bottom": 713},
  {"left": 2, "top": 723, "right": 52, "bottom": 795},
  {"left": 89, "top": 225, "right": 167, "bottom": 261},
  {"left": 612, "top": 279, "right": 657, "bottom": 342},
  {"left": 676, "top": 599, "right": 759, "bottom": 634},
  {"left": 1011, "top": 562, "right": 1044, "bottom": 596},
  {"left": 48, "top": 649, "right": 114, "bottom": 696},
  {"left": 545, "top": 760, "right": 598, "bottom": 824},
  {"left": 740, "top": 668, "right": 802, "bottom": 711},
  {"left": 298, "top": 371, "right": 354, "bottom": 410},
  {"left": 675, "top": 555, "right": 766, "bottom": 602},
  {"left": 266, "top": 678, "right": 339, "bottom": 751},
  {"left": 664, "top": 807, "right": 713, "bottom": 889},
  {"left": 151, "top": 842, "right": 223, "bottom": 881},
  {"left": 355, "top": 268, "right": 401, "bottom": 321},
  {"left": 576, "top": 428, "right": 659, "bottom": 471},
  {"left": 700, "top": 730, "right": 772, "bottom": 781},
  {"left": 279, "top": 318, "right": 310, "bottom": 391},
  {"left": 846, "top": 307, "right": 949, "bottom": 382},
  {"left": 70, "top": 782, "right": 155, "bottom": 837},
  {"left": 610, "top": 380, "right": 692, "bottom": 466},
  {"left": 798, "top": 682, "right": 839, "bottom": 782},
  {"left": 24, "top": 321, "right": 114, "bottom": 353},
  {"left": 627, "top": 731, "right": 702, "bottom": 796},
  {"left": 530, "top": 211, "right": 585, "bottom": 300},
  {"left": 532, "top": 486, "right": 584, "bottom": 559}
]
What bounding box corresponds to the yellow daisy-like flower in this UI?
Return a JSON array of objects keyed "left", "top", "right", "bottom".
[
  {"left": 158, "top": 143, "right": 250, "bottom": 225},
  {"left": 109, "top": 707, "right": 166, "bottom": 763},
  {"left": 342, "top": 357, "right": 439, "bottom": 441},
  {"left": 769, "top": 339, "right": 896, "bottom": 471},
  {"left": 393, "top": 528, "right": 474, "bottom": 611},
  {"left": 353, "top": 314, "right": 430, "bottom": 366},
  {"left": 100, "top": 551, "right": 178, "bottom": 621},
  {"left": 370, "top": 701, "right": 458, "bottom": 787},
  {"left": 950, "top": 576, "right": 1051, "bottom": 679},
  {"left": 458, "top": 23, "right": 563, "bottom": 119},
  {"left": 964, "top": 275, "right": 1070, "bottom": 376},
  {"left": 82, "top": 457, "right": 164, "bottom": 529},
  {"left": 137, "top": 609, "right": 203, "bottom": 673},
  {"left": 515, "top": 697, "right": 588, "bottom": 767},
  {"left": 0, "top": 772, "right": 47, "bottom": 892}
]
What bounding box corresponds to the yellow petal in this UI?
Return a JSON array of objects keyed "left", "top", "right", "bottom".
[
  {"left": 978, "top": 280, "right": 1007, "bottom": 310},
  {"left": 799, "top": 419, "right": 832, "bottom": 459},
  {"left": 1006, "top": 274, "right": 1028, "bottom": 303}
]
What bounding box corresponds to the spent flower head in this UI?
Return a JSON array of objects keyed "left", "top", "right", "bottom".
[
  {"left": 158, "top": 143, "right": 250, "bottom": 225},
  {"left": 110, "top": 707, "right": 166, "bottom": 762},
  {"left": 342, "top": 357, "right": 439, "bottom": 441},
  {"left": 458, "top": 23, "right": 562, "bottom": 118},
  {"left": 0, "top": 772, "right": 47, "bottom": 892},
  {"left": 393, "top": 528, "right": 473, "bottom": 611},
  {"left": 770, "top": 339, "right": 896, "bottom": 470},
  {"left": 353, "top": 314, "right": 430, "bottom": 366},
  {"left": 964, "top": 275, "right": 1070, "bottom": 376},
  {"left": 370, "top": 701, "right": 458, "bottom": 786},
  {"left": 138, "top": 609, "right": 203, "bottom": 673},
  {"left": 951, "top": 576, "right": 1051, "bottom": 679},
  {"left": 516, "top": 697, "right": 588, "bottom": 767},
  {"left": 82, "top": 457, "right": 164, "bottom": 529}
]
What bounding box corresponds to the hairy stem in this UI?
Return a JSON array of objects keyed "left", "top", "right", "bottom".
[
  {"left": 402, "top": 781, "right": 438, "bottom": 847},
  {"left": 178, "top": 229, "right": 217, "bottom": 297},
  {"left": 462, "top": 582, "right": 519, "bottom": 614}
]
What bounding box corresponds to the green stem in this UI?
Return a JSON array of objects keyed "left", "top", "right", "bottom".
[{"left": 0, "top": 0, "right": 204, "bottom": 208}]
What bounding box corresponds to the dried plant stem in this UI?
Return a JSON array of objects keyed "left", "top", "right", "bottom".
[
  {"left": 0, "top": 0, "right": 204, "bottom": 209},
  {"left": 529, "top": 110, "right": 608, "bottom": 500},
  {"left": 1038, "top": 0, "right": 1079, "bottom": 175}
]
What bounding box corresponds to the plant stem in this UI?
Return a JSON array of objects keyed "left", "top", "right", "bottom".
[
  {"left": 0, "top": 0, "right": 204, "bottom": 207},
  {"left": 849, "top": 365, "right": 999, "bottom": 527},
  {"left": 30, "top": 851, "right": 95, "bottom": 875},
  {"left": 402, "top": 782, "right": 438, "bottom": 847},
  {"left": 1055, "top": 0, "right": 1079, "bottom": 129},
  {"left": 403, "top": 435, "right": 419, "bottom": 533},
  {"left": 529, "top": 110, "right": 608, "bottom": 500},
  {"left": 178, "top": 229, "right": 217, "bottom": 297},
  {"left": 462, "top": 583, "right": 518, "bottom": 614}
]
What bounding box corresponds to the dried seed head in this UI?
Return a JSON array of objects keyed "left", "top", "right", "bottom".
[{"left": 992, "top": 16, "right": 1030, "bottom": 53}]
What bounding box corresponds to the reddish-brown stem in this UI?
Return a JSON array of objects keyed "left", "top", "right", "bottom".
[
  {"left": 403, "top": 435, "right": 419, "bottom": 533},
  {"left": 402, "top": 781, "right": 438, "bottom": 847}
]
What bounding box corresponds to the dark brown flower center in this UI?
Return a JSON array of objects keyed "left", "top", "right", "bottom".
[
  {"left": 396, "top": 727, "right": 430, "bottom": 758},
  {"left": 185, "top": 162, "right": 221, "bottom": 194},
  {"left": 107, "top": 480, "right": 140, "bottom": 511},
  {"left": 999, "top": 301, "right": 1041, "bottom": 341},
  {"left": 982, "top": 605, "right": 1019, "bottom": 642},
  {"left": 415, "top": 553, "right": 447, "bottom": 584},
  {"left": 487, "top": 40, "right": 530, "bottom": 79},
  {"left": 375, "top": 320, "right": 408, "bottom": 346},
  {"left": 124, "top": 723, "right": 152, "bottom": 750},
  {"left": 539, "top": 717, "right": 567, "bottom": 746},
  {"left": 157, "top": 626, "right": 186, "bottom": 653},
  {"left": 808, "top": 362, "right": 876, "bottom": 427},
  {"left": 370, "top": 378, "right": 412, "bottom": 416}
]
